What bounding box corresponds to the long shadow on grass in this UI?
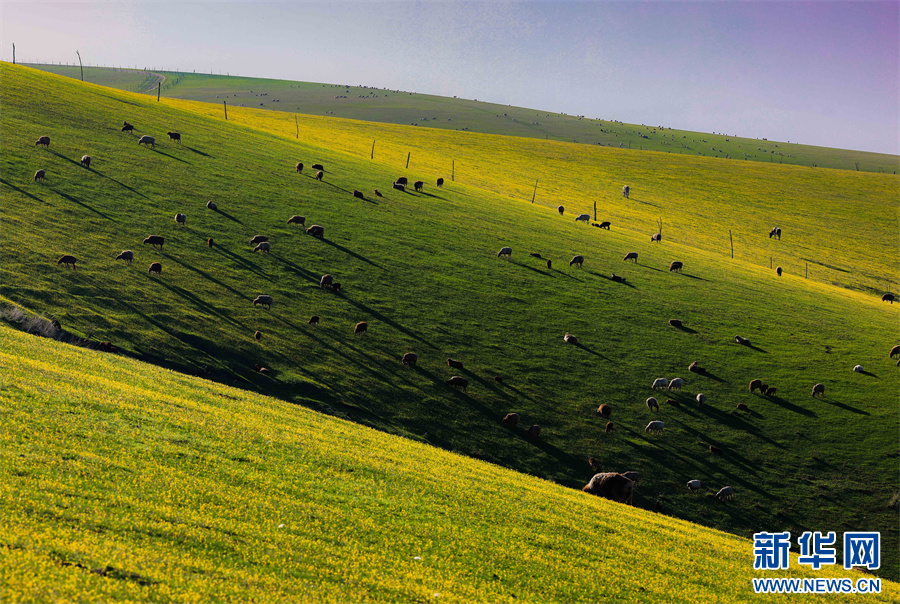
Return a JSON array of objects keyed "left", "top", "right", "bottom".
[
  {"left": 510, "top": 260, "right": 551, "bottom": 276},
  {"left": 47, "top": 151, "right": 150, "bottom": 199},
  {"left": 211, "top": 246, "right": 275, "bottom": 283},
  {"left": 185, "top": 147, "right": 211, "bottom": 158},
  {"left": 677, "top": 273, "right": 709, "bottom": 282},
  {"left": 339, "top": 295, "right": 435, "bottom": 348},
  {"left": 153, "top": 279, "right": 248, "bottom": 330},
  {"left": 270, "top": 255, "right": 320, "bottom": 284},
  {"left": 822, "top": 398, "right": 870, "bottom": 415},
  {"left": 52, "top": 189, "right": 115, "bottom": 221},
  {"left": 320, "top": 238, "right": 385, "bottom": 270},
  {"left": 694, "top": 369, "right": 726, "bottom": 383},
  {"left": 213, "top": 209, "right": 243, "bottom": 225},
  {"left": 676, "top": 404, "right": 784, "bottom": 449},
  {"left": 0, "top": 179, "right": 48, "bottom": 204},
  {"left": 670, "top": 324, "right": 699, "bottom": 334},
  {"left": 149, "top": 148, "right": 191, "bottom": 164},
  {"left": 760, "top": 394, "right": 817, "bottom": 417},
  {"left": 628, "top": 196, "right": 659, "bottom": 208},
  {"left": 736, "top": 342, "right": 768, "bottom": 354},
  {"left": 597, "top": 273, "right": 636, "bottom": 288},
  {"left": 162, "top": 252, "right": 249, "bottom": 297},
  {"left": 573, "top": 342, "right": 610, "bottom": 360},
  {"left": 549, "top": 268, "right": 582, "bottom": 281}
]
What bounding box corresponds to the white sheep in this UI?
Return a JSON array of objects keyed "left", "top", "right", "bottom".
[
  {"left": 687, "top": 479, "right": 701, "bottom": 491},
  {"left": 644, "top": 420, "right": 664, "bottom": 434},
  {"left": 652, "top": 377, "right": 668, "bottom": 390},
  {"left": 716, "top": 486, "right": 734, "bottom": 501},
  {"left": 853, "top": 365, "right": 863, "bottom": 373},
  {"left": 696, "top": 393, "right": 706, "bottom": 406},
  {"left": 253, "top": 241, "right": 271, "bottom": 253},
  {"left": 668, "top": 377, "right": 684, "bottom": 391},
  {"left": 497, "top": 246, "right": 512, "bottom": 259},
  {"left": 575, "top": 213, "right": 590, "bottom": 224}
]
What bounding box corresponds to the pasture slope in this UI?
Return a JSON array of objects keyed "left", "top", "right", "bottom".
[
  {"left": 2, "top": 324, "right": 898, "bottom": 603},
  {"left": 28, "top": 63, "right": 899, "bottom": 174},
  {"left": 2, "top": 63, "right": 899, "bottom": 579}
]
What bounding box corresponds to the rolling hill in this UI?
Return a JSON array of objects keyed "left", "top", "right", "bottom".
[
  {"left": 27, "top": 63, "right": 900, "bottom": 174},
  {"left": 2, "top": 62, "right": 898, "bottom": 579}
]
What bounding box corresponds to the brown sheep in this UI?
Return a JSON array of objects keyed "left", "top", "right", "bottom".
[
  {"left": 122, "top": 122, "right": 134, "bottom": 134},
  {"left": 320, "top": 274, "right": 334, "bottom": 288},
  {"left": 598, "top": 221, "right": 611, "bottom": 229},
  {"left": 669, "top": 261, "right": 683, "bottom": 272},
  {"left": 295, "top": 162, "right": 304, "bottom": 173},
  {"left": 143, "top": 235, "right": 164, "bottom": 249},
  {"left": 436, "top": 178, "right": 444, "bottom": 187},
  {"left": 401, "top": 352, "right": 418, "bottom": 366},
  {"left": 765, "top": 387, "right": 777, "bottom": 396},
  {"left": 709, "top": 445, "right": 723, "bottom": 455},
  {"left": 623, "top": 251, "right": 638, "bottom": 262},
  {"left": 392, "top": 182, "right": 405, "bottom": 191},
  {"left": 501, "top": 413, "right": 519, "bottom": 427},
  {"left": 447, "top": 358, "right": 464, "bottom": 370},
  {"left": 546, "top": 259, "right": 552, "bottom": 270},
  {"left": 374, "top": 190, "right": 383, "bottom": 197},
  {"left": 811, "top": 383, "right": 825, "bottom": 397},
  {"left": 354, "top": 321, "right": 368, "bottom": 335},
  {"left": 148, "top": 262, "right": 162, "bottom": 276},
  {"left": 167, "top": 132, "right": 181, "bottom": 143},
  {"left": 776, "top": 266, "right": 783, "bottom": 277},
  {"left": 414, "top": 181, "right": 424, "bottom": 192},
  {"left": 115, "top": 250, "right": 134, "bottom": 264},
  {"left": 605, "top": 421, "right": 614, "bottom": 433},
  {"left": 749, "top": 379, "right": 763, "bottom": 393},
  {"left": 665, "top": 399, "right": 680, "bottom": 407},
  {"left": 882, "top": 293, "right": 895, "bottom": 304},
  {"left": 253, "top": 295, "right": 273, "bottom": 309},
  {"left": 563, "top": 332, "right": 579, "bottom": 345},
  {"left": 311, "top": 163, "right": 324, "bottom": 171},
  {"left": 307, "top": 225, "right": 325, "bottom": 239},
  {"left": 610, "top": 274, "right": 626, "bottom": 283},
  {"left": 287, "top": 215, "right": 306, "bottom": 226},
  {"left": 250, "top": 235, "right": 269, "bottom": 245},
  {"left": 447, "top": 375, "right": 469, "bottom": 391},
  {"left": 34, "top": 169, "right": 46, "bottom": 182},
  {"left": 314, "top": 170, "right": 324, "bottom": 181},
  {"left": 646, "top": 397, "right": 660, "bottom": 412},
  {"left": 688, "top": 361, "right": 705, "bottom": 374},
  {"left": 332, "top": 283, "right": 342, "bottom": 294},
  {"left": 254, "top": 331, "right": 262, "bottom": 342},
  {"left": 890, "top": 345, "right": 900, "bottom": 359},
  {"left": 597, "top": 404, "right": 611, "bottom": 418},
  {"left": 557, "top": 205, "right": 564, "bottom": 215},
  {"left": 308, "top": 315, "right": 320, "bottom": 326},
  {"left": 353, "top": 190, "right": 365, "bottom": 199},
  {"left": 396, "top": 177, "right": 408, "bottom": 185},
  {"left": 207, "top": 238, "right": 214, "bottom": 248},
  {"left": 494, "top": 376, "right": 504, "bottom": 384},
  {"left": 569, "top": 255, "right": 585, "bottom": 268},
  {"left": 81, "top": 155, "right": 91, "bottom": 168},
  {"left": 524, "top": 424, "right": 541, "bottom": 439},
  {"left": 582, "top": 472, "right": 633, "bottom": 505},
  {"left": 736, "top": 403, "right": 748, "bottom": 411},
  {"left": 57, "top": 255, "right": 77, "bottom": 269},
  {"left": 668, "top": 318, "right": 682, "bottom": 328},
  {"left": 529, "top": 252, "right": 543, "bottom": 258},
  {"left": 759, "top": 383, "right": 769, "bottom": 395},
  {"left": 35, "top": 136, "right": 50, "bottom": 148}
]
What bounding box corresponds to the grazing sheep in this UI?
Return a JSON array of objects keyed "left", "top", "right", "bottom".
[
  {"left": 669, "top": 261, "right": 683, "bottom": 273},
  {"left": 414, "top": 181, "right": 424, "bottom": 192},
  {"left": 121, "top": 123, "right": 134, "bottom": 134},
  {"left": 765, "top": 387, "right": 777, "bottom": 396},
  {"left": 207, "top": 238, "right": 214, "bottom": 248},
  {"left": 494, "top": 376, "right": 503, "bottom": 384},
  {"left": 308, "top": 315, "right": 320, "bottom": 326},
  {"left": 34, "top": 169, "right": 46, "bottom": 182},
  {"left": 374, "top": 190, "right": 383, "bottom": 197},
  {"left": 605, "top": 421, "right": 614, "bottom": 433},
  {"left": 354, "top": 321, "right": 368, "bottom": 335},
  {"left": 447, "top": 375, "right": 469, "bottom": 391},
  {"left": 252, "top": 294, "right": 273, "bottom": 310},
  {"left": 696, "top": 393, "right": 706, "bottom": 407},
  {"left": 253, "top": 241, "right": 271, "bottom": 253},
  {"left": 736, "top": 403, "right": 748, "bottom": 411},
  {"left": 57, "top": 255, "right": 77, "bottom": 269},
  {"left": 575, "top": 214, "right": 590, "bottom": 224},
  {"left": 115, "top": 250, "right": 134, "bottom": 264},
  {"left": 882, "top": 293, "right": 895, "bottom": 304},
  {"left": 143, "top": 235, "right": 164, "bottom": 249},
  {"left": 688, "top": 361, "right": 705, "bottom": 374},
  {"left": 254, "top": 331, "right": 262, "bottom": 342},
  {"left": 138, "top": 135, "right": 155, "bottom": 147},
  {"left": 396, "top": 177, "right": 408, "bottom": 185},
  {"left": 557, "top": 205, "right": 564, "bottom": 215},
  {"left": 598, "top": 221, "right": 611, "bottom": 229},
  {"left": 652, "top": 377, "right": 668, "bottom": 390},
  {"left": 715, "top": 486, "right": 734, "bottom": 501},
  {"left": 311, "top": 163, "right": 324, "bottom": 171},
  {"left": 569, "top": 255, "right": 584, "bottom": 268},
  {"left": 319, "top": 274, "right": 334, "bottom": 289},
  {"left": 622, "top": 471, "right": 640, "bottom": 484},
  {"left": 734, "top": 335, "right": 751, "bottom": 346},
  {"left": 668, "top": 377, "right": 684, "bottom": 391},
  {"left": 35, "top": 136, "right": 50, "bottom": 148},
  {"left": 623, "top": 252, "right": 638, "bottom": 262},
  {"left": 248, "top": 235, "right": 269, "bottom": 245},
  {"left": 769, "top": 227, "right": 781, "bottom": 240},
  {"left": 646, "top": 397, "right": 659, "bottom": 412},
  {"left": 447, "top": 358, "right": 464, "bottom": 370},
  {"left": 890, "top": 345, "right": 900, "bottom": 359},
  {"left": 257, "top": 367, "right": 270, "bottom": 375},
  {"left": 564, "top": 332, "right": 579, "bottom": 345},
  {"left": 524, "top": 424, "right": 541, "bottom": 439},
  {"left": 651, "top": 233, "right": 662, "bottom": 243},
  {"left": 709, "top": 445, "right": 723, "bottom": 455},
  {"left": 332, "top": 283, "right": 342, "bottom": 294},
  {"left": 811, "top": 383, "right": 825, "bottom": 397},
  {"left": 437, "top": 178, "right": 444, "bottom": 187},
  {"left": 749, "top": 379, "right": 763, "bottom": 393},
  {"left": 315, "top": 170, "right": 324, "bottom": 181},
  {"left": 501, "top": 413, "right": 519, "bottom": 427},
  {"left": 167, "top": 132, "right": 181, "bottom": 143},
  {"left": 401, "top": 352, "right": 418, "bottom": 366},
  {"left": 81, "top": 155, "right": 91, "bottom": 168},
  {"left": 392, "top": 182, "right": 405, "bottom": 191},
  {"left": 622, "top": 185, "right": 629, "bottom": 198},
  {"left": 307, "top": 225, "right": 325, "bottom": 239},
  {"left": 610, "top": 274, "right": 626, "bottom": 283},
  {"left": 529, "top": 252, "right": 542, "bottom": 258},
  {"left": 206, "top": 200, "right": 217, "bottom": 210},
  {"left": 645, "top": 420, "right": 664, "bottom": 434},
  {"left": 665, "top": 398, "right": 680, "bottom": 408},
  {"left": 148, "top": 261, "right": 162, "bottom": 276},
  {"left": 687, "top": 479, "right": 701, "bottom": 491},
  {"left": 295, "top": 162, "right": 304, "bottom": 173},
  {"left": 597, "top": 404, "right": 611, "bottom": 418},
  {"left": 668, "top": 318, "right": 682, "bottom": 328},
  {"left": 546, "top": 259, "right": 552, "bottom": 270},
  {"left": 353, "top": 190, "right": 365, "bottom": 199},
  {"left": 582, "top": 472, "right": 634, "bottom": 505},
  {"left": 497, "top": 247, "right": 512, "bottom": 259},
  {"left": 287, "top": 215, "right": 306, "bottom": 226},
  {"left": 174, "top": 213, "right": 186, "bottom": 226},
  {"left": 853, "top": 364, "right": 864, "bottom": 373},
  {"left": 776, "top": 266, "right": 783, "bottom": 277}
]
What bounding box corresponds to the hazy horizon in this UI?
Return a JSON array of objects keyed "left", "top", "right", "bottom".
[{"left": 3, "top": 1, "right": 898, "bottom": 155}]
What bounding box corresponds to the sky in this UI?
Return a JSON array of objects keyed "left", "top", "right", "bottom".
[{"left": 2, "top": 1, "right": 898, "bottom": 154}]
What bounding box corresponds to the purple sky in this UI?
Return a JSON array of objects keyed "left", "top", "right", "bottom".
[{"left": 3, "top": 1, "right": 898, "bottom": 154}]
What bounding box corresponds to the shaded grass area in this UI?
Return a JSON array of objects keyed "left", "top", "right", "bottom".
[{"left": 2, "top": 63, "right": 899, "bottom": 579}]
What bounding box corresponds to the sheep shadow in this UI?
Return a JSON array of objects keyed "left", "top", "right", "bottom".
[
  {"left": 52, "top": 189, "right": 115, "bottom": 221},
  {"left": 549, "top": 268, "right": 582, "bottom": 282},
  {"left": 670, "top": 324, "right": 699, "bottom": 334},
  {"left": 573, "top": 342, "right": 609, "bottom": 360},
  {"left": 149, "top": 148, "right": 191, "bottom": 164},
  {"left": 822, "top": 398, "right": 870, "bottom": 415},
  {"left": 46, "top": 152, "right": 149, "bottom": 199},
  {"left": 597, "top": 274, "right": 636, "bottom": 288},
  {"left": 736, "top": 342, "right": 768, "bottom": 354},
  {"left": 677, "top": 273, "right": 708, "bottom": 282},
  {"left": 0, "top": 179, "right": 48, "bottom": 204},
  {"left": 762, "top": 394, "right": 817, "bottom": 417},
  {"left": 628, "top": 196, "right": 659, "bottom": 208},
  {"left": 153, "top": 279, "right": 247, "bottom": 329},
  {"left": 855, "top": 370, "right": 879, "bottom": 379},
  {"left": 269, "top": 255, "right": 319, "bottom": 284},
  {"left": 214, "top": 209, "right": 243, "bottom": 225},
  {"left": 320, "top": 239, "right": 385, "bottom": 270},
  {"left": 495, "top": 381, "right": 537, "bottom": 403},
  {"left": 510, "top": 260, "right": 551, "bottom": 276},
  {"left": 694, "top": 369, "right": 726, "bottom": 383},
  {"left": 212, "top": 246, "right": 274, "bottom": 282},
  {"left": 185, "top": 147, "right": 211, "bottom": 157},
  {"left": 164, "top": 251, "right": 251, "bottom": 297},
  {"left": 340, "top": 296, "right": 435, "bottom": 349}
]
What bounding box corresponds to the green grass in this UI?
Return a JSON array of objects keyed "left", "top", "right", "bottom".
[
  {"left": 3, "top": 324, "right": 898, "bottom": 603},
  {"left": 27, "top": 63, "right": 900, "bottom": 174},
  {"left": 2, "top": 62, "right": 899, "bottom": 581}
]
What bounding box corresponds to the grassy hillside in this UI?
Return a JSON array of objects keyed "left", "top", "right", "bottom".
[
  {"left": 2, "top": 63, "right": 898, "bottom": 578},
  {"left": 27, "top": 64, "right": 899, "bottom": 174},
  {"left": 3, "top": 324, "right": 898, "bottom": 603}
]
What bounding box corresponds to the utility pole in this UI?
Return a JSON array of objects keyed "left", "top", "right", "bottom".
[
  {"left": 531, "top": 179, "right": 538, "bottom": 203},
  {"left": 223, "top": 100, "right": 228, "bottom": 120},
  {"left": 157, "top": 82, "right": 161, "bottom": 101},
  {"left": 12, "top": 43, "right": 15, "bottom": 65},
  {"left": 295, "top": 115, "right": 299, "bottom": 139},
  {"left": 370, "top": 140, "right": 375, "bottom": 160},
  {"left": 76, "top": 50, "right": 84, "bottom": 81},
  {"left": 405, "top": 152, "right": 410, "bottom": 169},
  {"left": 729, "top": 230, "right": 734, "bottom": 259}
]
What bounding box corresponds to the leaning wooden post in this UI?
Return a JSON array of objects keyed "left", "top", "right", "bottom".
[
  {"left": 370, "top": 140, "right": 375, "bottom": 160},
  {"left": 223, "top": 100, "right": 228, "bottom": 120},
  {"left": 295, "top": 115, "right": 299, "bottom": 139},
  {"left": 12, "top": 43, "right": 15, "bottom": 65},
  {"left": 405, "top": 152, "right": 410, "bottom": 169},
  {"left": 157, "top": 82, "right": 161, "bottom": 102},
  {"left": 452, "top": 160, "right": 455, "bottom": 181},
  {"left": 593, "top": 200, "right": 597, "bottom": 221},
  {"left": 729, "top": 230, "right": 734, "bottom": 259}
]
